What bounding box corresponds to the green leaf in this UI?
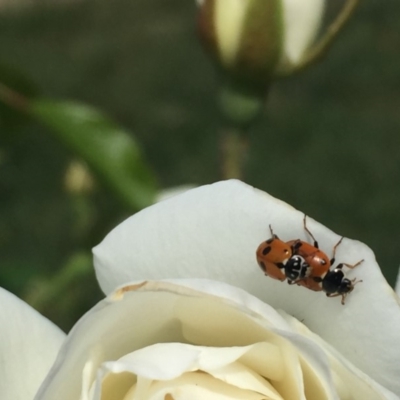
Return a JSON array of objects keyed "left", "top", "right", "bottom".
[{"left": 30, "top": 99, "right": 157, "bottom": 210}]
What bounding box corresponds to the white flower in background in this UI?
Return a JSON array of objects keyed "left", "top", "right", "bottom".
[
  {"left": 197, "top": 0, "right": 326, "bottom": 86},
  {"left": 1, "top": 180, "right": 400, "bottom": 399},
  {"left": 196, "top": 0, "right": 359, "bottom": 124}
]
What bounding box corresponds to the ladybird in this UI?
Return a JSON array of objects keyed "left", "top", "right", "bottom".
[
  {"left": 285, "top": 215, "right": 342, "bottom": 290},
  {"left": 256, "top": 215, "right": 336, "bottom": 287},
  {"left": 256, "top": 226, "right": 292, "bottom": 281},
  {"left": 290, "top": 216, "right": 363, "bottom": 302},
  {"left": 256, "top": 215, "right": 363, "bottom": 304},
  {"left": 288, "top": 215, "right": 340, "bottom": 282},
  {"left": 313, "top": 261, "right": 363, "bottom": 305}
]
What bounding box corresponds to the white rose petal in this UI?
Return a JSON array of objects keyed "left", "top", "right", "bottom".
[
  {"left": 280, "top": 0, "right": 325, "bottom": 66},
  {"left": 0, "top": 287, "right": 66, "bottom": 400},
  {"left": 280, "top": 311, "right": 398, "bottom": 400},
  {"left": 35, "top": 280, "right": 395, "bottom": 399},
  {"left": 214, "top": 0, "right": 250, "bottom": 66},
  {"left": 155, "top": 184, "right": 196, "bottom": 203},
  {"left": 95, "top": 343, "right": 284, "bottom": 400},
  {"left": 93, "top": 180, "right": 400, "bottom": 395}
]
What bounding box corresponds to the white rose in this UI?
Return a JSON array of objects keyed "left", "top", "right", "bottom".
[
  {"left": 92, "top": 180, "right": 400, "bottom": 397},
  {"left": 2, "top": 180, "right": 400, "bottom": 399},
  {"left": 34, "top": 279, "right": 397, "bottom": 399}
]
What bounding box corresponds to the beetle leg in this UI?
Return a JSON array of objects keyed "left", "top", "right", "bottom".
[
  {"left": 303, "top": 214, "right": 319, "bottom": 248},
  {"left": 342, "top": 259, "right": 364, "bottom": 269},
  {"left": 330, "top": 236, "right": 344, "bottom": 265},
  {"left": 326, "top": 292, "right": 346, "bottom": 305}
]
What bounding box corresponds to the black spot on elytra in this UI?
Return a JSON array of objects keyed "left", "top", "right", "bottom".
[
  {"left": 262, "top": 246, "right": 271, "bottom": 256},
  {"left": 258, "top": 261, "right": 266, "bottom": 272}
]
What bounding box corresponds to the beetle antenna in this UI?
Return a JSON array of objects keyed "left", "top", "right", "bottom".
[{"left": 269, "top": 224, "right": 278, "bottom": 239}]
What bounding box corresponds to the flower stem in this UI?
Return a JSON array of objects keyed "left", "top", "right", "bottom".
[{"left": 220, "top": 126, "right": 249, "bottom": 180}]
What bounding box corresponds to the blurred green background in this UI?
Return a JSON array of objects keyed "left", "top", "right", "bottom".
[{"left": 0, "top": 0, "right": 399, "bottom": 331}]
